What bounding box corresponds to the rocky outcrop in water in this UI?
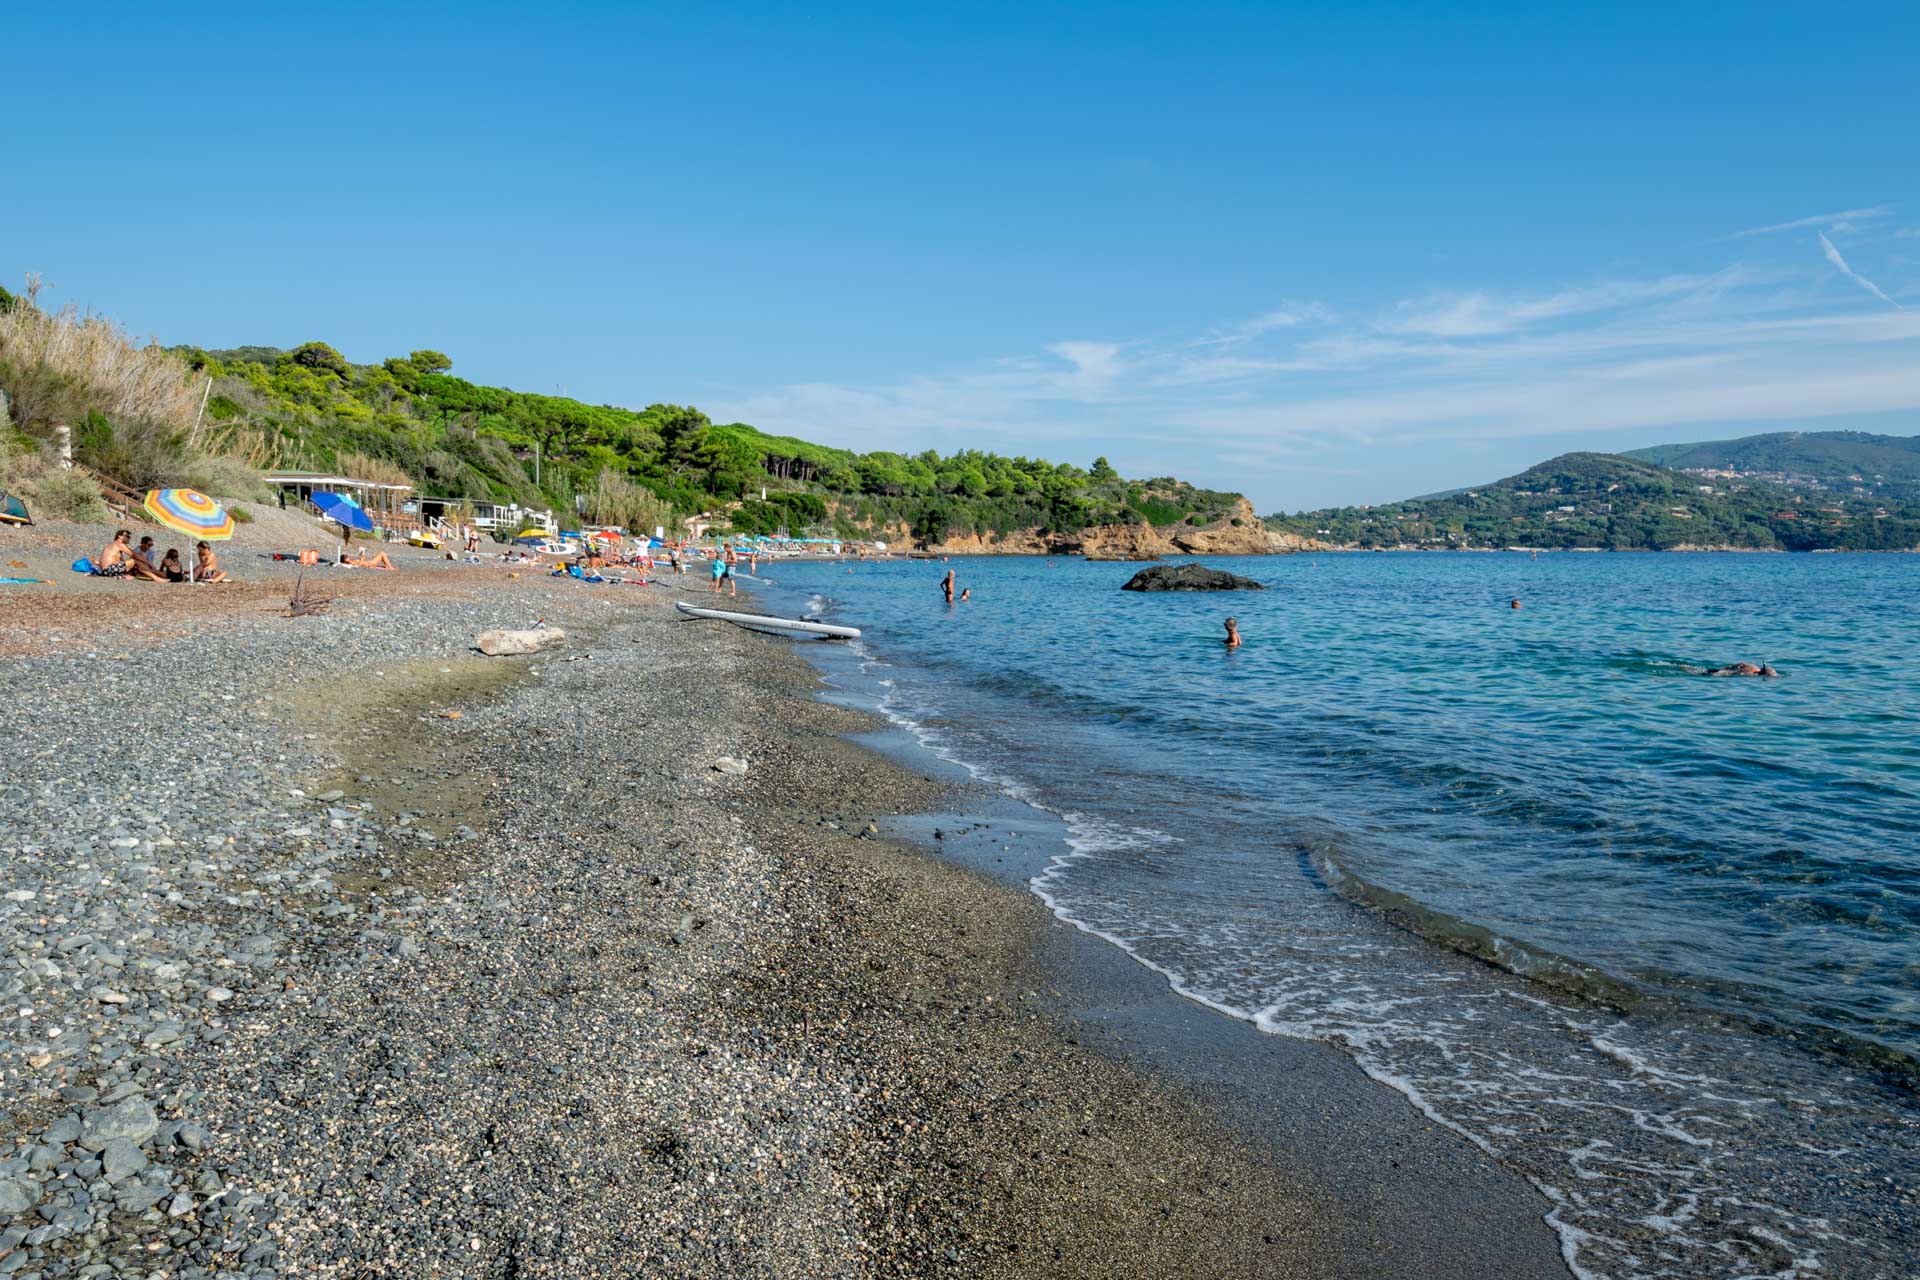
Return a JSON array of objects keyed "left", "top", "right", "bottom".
[{"left": 1120, "top": 564, "right": 1266, "bottom": 592}]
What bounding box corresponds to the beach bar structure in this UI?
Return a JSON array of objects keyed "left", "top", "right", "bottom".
[
  {"left": 265, "top": 472, "right": 557, "bottom": 541},
  {"left": 412, "top": 496, "right": 556, "bottom": 536},
  {"left": 263, "top": 472, "right": 416, "bottom": 532}
]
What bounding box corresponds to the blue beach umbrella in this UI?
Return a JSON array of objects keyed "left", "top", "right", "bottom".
[{"left": 311, "top": 491, "right": 375, "bottom": 534}]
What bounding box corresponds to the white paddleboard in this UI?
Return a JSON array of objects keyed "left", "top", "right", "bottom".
[{"left": 676, "top": 600, "right": 860, "bottom": 639}]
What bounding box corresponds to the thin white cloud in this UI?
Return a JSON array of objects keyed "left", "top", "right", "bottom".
[
  {"left": 1726, "top": 206, "right": 1892, "bottom": 238},
  {"left": 1193, "top": 303, "right": 1331, "bottom": 347},
  {"left": 1818, "top": 232, "right": 1901, "bottom": 307},
  {"left": 1384, "top": 273, "right": 1740, "bottom": 337}
]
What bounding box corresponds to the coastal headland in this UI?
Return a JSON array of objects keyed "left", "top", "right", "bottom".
[{"left": 0, "top": 517, "right": 1571, "bottom": 1277}]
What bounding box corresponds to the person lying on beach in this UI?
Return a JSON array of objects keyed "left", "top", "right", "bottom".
[
  {"left": 341, "top": 549, "right": 398, "bottom": 570},
  {"left": 159, "top": 548, "right": 186, "bottom": 583},
  {"left": 1707, "top": 662, "right": 1778, "bottom": 677},
  {"left": 195, "top": 541, "right": 229, "bottom": 583}
]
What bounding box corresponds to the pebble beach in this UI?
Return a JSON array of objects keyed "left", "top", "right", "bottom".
[{"left": 0, "top": 518, "right": 1320, "bottom": 1279}]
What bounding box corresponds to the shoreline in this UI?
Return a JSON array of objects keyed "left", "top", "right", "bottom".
[{"left": 2, "top": 538, "right": 1337, "bottom": 1276}]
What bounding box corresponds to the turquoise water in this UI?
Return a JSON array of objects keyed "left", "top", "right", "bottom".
[{"left": 762, "top": 552, "right": 1918, "bottom": 1280}]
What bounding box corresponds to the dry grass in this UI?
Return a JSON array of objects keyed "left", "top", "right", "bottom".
[
  {"left": 0, "top": 279, "right": 266, "bottom": 499},
  {"left": 0, "top": 281, "right": 199, "bottom": 435},
  {"left": 337, "top": 450, "right": 413, "bottom": 487},
  {"left": 585, "top": 467, "right": 673, "bottom": 533}
]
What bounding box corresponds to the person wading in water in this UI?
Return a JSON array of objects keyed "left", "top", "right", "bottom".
[
  {"left": 942, "top": 568, "right": 955, "bottom": 605},
  {"left": 1224, "top": 616, "right": 1242, "bottom": 649}
]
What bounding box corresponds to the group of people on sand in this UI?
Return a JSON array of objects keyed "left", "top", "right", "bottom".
[{"left": 96, "top": 530, "right": 228, "bottom": 583}]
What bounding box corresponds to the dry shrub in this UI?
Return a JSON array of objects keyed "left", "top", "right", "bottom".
[
  {"left": 0, "top": 436, "right": 109, "bottom": 522},
  {"left": 0, "top": 281, "right": 266, "bottom": 499},
  {"left": 0, "top": 284, "right": 198, "bottom": 434},
  {"left": 201, "top": 422, "right": 282, "bottom": 471},
  {"left": 337, "top": 449, "right": 412, "bottom": 487},
  {"left": 586, "top": 467, "right": 673, "bottom": 533}
]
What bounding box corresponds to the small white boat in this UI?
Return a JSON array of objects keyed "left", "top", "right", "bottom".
[{"left": 675, "top": 600, "right": 860, "bottom": 639}]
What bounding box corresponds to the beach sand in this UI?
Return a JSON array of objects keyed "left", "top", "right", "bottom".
[{"left": 0, "top": 521, "right": 1565, "bottom": 1277}]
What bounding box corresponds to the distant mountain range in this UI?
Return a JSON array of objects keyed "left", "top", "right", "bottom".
[{"left": 1266, "top": 430, "right": 1920, "bottom": 551}]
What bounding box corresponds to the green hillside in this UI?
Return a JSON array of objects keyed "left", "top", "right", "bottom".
[
  {"left": 183, "top": 344, "right": 1246, "bottom": 543},
  {"left": 1625, "top": 430, "right": 1920, "bottom": 499},
  {"left": 1267, "top": 450, "right": 1920, "bottom": 551},
  {"left": 0, "top": 283, "right": 1244, "bottom": 542}
]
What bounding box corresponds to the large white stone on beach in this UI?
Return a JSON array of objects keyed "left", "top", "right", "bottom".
[{"left": 476, "top": 627, "right": 568, "bottom": 656}]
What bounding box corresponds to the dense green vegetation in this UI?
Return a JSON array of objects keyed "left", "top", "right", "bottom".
[
  {"left": 182, "top": 343, "right": 1242, "bottom": 541},
  {"left": 1267, "top": 451, "right": 1920, "bottom": 551}
]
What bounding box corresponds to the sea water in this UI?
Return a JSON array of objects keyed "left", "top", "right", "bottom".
[{"left": 757, "top": 552, "right": 1917, "bottom": 1279}]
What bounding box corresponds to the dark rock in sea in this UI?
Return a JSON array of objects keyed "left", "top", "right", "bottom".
[{"left": 1120, "top": 564, "right": 1265, "bottom": 592}]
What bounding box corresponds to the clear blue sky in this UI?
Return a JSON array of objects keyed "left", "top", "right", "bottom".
[{"left": 7, "top": 3, "right": 1918, "bottom": 510}]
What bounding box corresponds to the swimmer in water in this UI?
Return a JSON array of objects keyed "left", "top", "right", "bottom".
[
  {"left": 1707, "top": 662, "right": 1779, "bottom": 677},
  {"left": 1223, "top": 616, "right": 1241, "bottom": 649},
  {"left": 942, "top": 568, "right": 955, "bottom": 604},
  {"left": 959, "top": 587, "right": 970, "bottom": 602},
  {"left": 1511, "top": 598, "right": 1522, "bottom": 609}
]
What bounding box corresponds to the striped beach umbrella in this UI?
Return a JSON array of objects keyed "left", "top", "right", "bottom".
[
  {"left": 143, "top": 488, "right": 233, "bottom": 583},
  {"left": 144, "top": 488, "right": 234, "bottom": 539}
]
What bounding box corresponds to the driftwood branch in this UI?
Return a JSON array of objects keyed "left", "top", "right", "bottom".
[{"left": 284, "top": 568, "right": 333, "bottom": 618}]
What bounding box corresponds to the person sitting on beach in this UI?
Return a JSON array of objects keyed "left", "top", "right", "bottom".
[
  {"left": 194, "top": 541, "right": 229, "bottom": 583},
  {"left": 1224, "top": 616, "right": 1242, "bottom": 649},
  {"left": 1707, "top": 662, "right": 1778, "bottom": 678},
  {"left": 123, "top": 535, "right": 168, "bottom": 582},
  {"left": 341, "top": 548, "right": 398, "bottom": 570},
  {"left": 158, "top": 548, "right": 187, "bottom": 583},
  {"left": 95, "top": 529, "right": 137, "bottom": 576}
]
